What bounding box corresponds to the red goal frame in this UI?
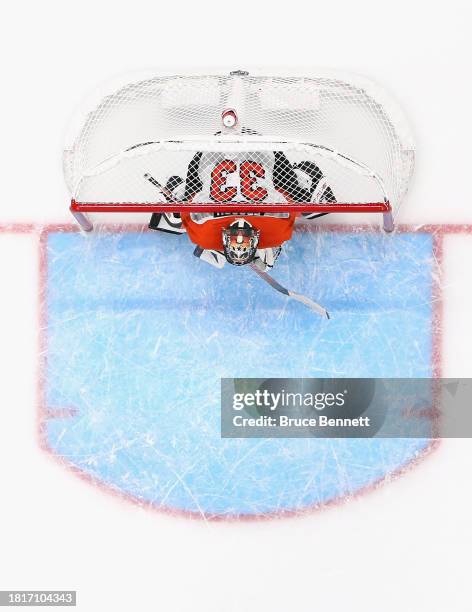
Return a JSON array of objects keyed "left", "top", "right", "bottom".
[{"left": 70, "top": 199, "right": 394, "bottom": 233}]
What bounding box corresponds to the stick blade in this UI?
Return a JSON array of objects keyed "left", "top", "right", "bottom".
[{"left": 289, "top": 291, "right": 330, "bottom": 319}]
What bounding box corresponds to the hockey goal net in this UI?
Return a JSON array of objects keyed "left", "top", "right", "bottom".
[{"left": 64, "top": 70, "right": 414, "bottom": 232}]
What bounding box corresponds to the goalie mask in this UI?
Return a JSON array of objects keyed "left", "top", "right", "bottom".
[{"left": 222, "top": 219, "right": 260, "bottom": 266}]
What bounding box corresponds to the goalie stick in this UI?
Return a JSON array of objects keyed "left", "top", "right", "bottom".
[
  {"left": 144, "top": 173, "right": 329, "bottom": 318},
  {"left": 144, "top": 173, "right": 174, "bottom": 201},
  {"left": 145, "top": 173, "right": 184, "bottom": 232},
  {"left": 249, "top": 263, "right": 330, "bottom": 319}
]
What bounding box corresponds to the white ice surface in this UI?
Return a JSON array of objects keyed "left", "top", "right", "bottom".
[{"left": 1, "top": 2, "right": 472, "bottom": 611}]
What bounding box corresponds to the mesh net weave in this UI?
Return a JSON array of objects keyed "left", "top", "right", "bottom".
[{"left": 64, "top": 71, "right": 414, "bottom": 219}]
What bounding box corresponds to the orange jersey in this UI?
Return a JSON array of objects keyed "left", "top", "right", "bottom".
[
  {"left": 180, "top": 151, "right": 298, "bottom": 250},
  {"left": 181, "top": 212, "right": 297, "bottom": 250}
]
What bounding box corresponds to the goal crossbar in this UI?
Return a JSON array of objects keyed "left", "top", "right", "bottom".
[{"left": 70, "top": 199, "right": 393, "bottom": 233}]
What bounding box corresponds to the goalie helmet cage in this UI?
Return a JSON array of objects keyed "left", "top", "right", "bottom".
[{"left": 64, "top": 69, "right": 415, "bottom": 232}]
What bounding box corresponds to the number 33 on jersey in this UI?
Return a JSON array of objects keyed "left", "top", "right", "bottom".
[
  {"left": 181, "top": 151, "right": 297, "bottom": 250},
  {"left": 210, "top": 159, "right": 268, "bottom": 202}
]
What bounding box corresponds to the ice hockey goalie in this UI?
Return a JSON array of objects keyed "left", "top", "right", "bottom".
[{"left": 149, "top": 149, "right": 335, "bottom": 270}]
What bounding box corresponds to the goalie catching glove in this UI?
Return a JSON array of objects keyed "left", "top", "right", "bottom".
[{"left": 148, "top": 176, "right": 185, "bottom": 234}]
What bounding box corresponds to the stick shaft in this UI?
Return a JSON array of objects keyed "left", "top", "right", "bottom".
[{"left": 144, "top": 173, "right": 174, "bottom": 202}]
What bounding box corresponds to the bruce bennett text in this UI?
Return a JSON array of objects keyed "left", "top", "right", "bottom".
[{"left": 232, "top": 415, "right": 371, "bottom": 428}]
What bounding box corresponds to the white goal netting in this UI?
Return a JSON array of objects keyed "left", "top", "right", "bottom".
[{"left": 64, "top": 70, "right": 414, "bottom": 229}]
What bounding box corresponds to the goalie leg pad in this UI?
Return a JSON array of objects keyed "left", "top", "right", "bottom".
[
  {"left": 293, "top": 160, "right": 337, "bottom": 220},
  {"left": 252, "top": 246, "right": 282, "bottom": 272},
  {"left": 149, "top": 212, "right": 186, "bottom": 234}
]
